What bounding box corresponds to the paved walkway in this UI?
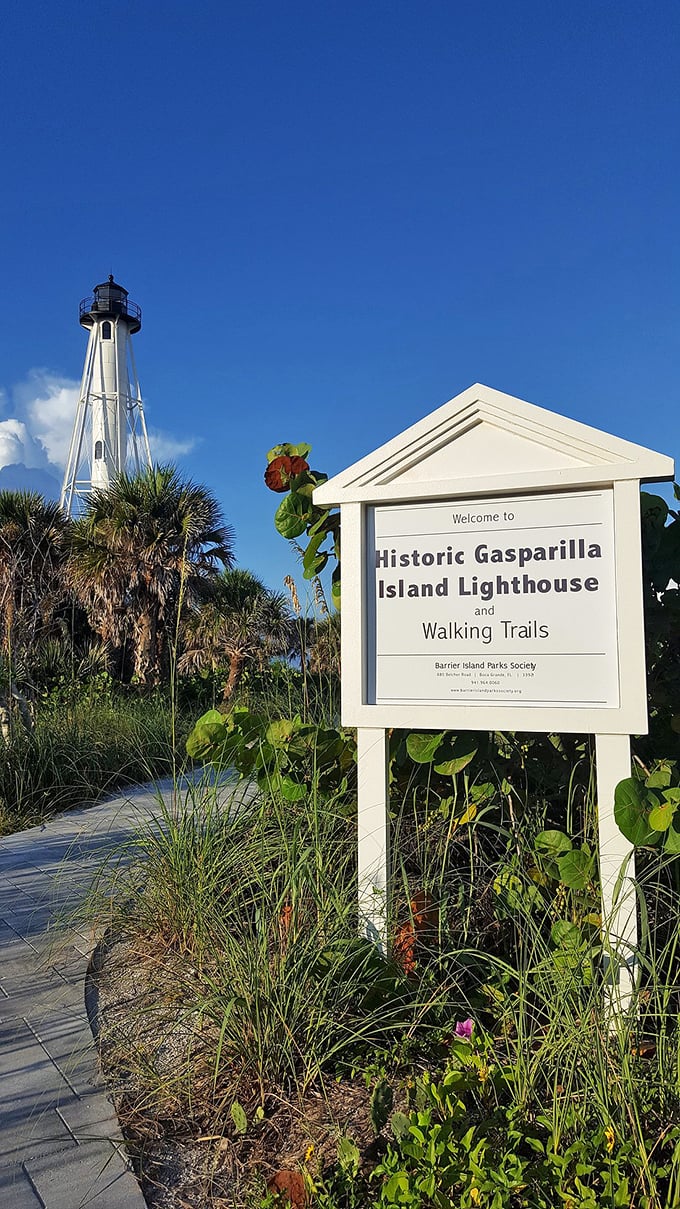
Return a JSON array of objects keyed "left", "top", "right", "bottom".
[{"left": 0, "top": 781, "right": 181, "bottom": 1208}]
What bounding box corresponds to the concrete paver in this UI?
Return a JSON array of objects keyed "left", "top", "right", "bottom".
[
  {"left": 25, "top": 1141, "right": 141, "bottom": 1208},
  {"left": 0, "top": 1164, "right": 44, "bottom": 1207},
  {"left": 0, "top": 785, "right": 180, "bottom": 1207},
  {"left": 0, "top": 773, "right": 239, "bottom": 1206},
  {"left": 26, "top": 1010, "right": 97, "bottom": 1096},
  {"left": 57, "top": 1093, "right": 123, "bottom": 1143},
  {"left": 0, "top": 974, "right": 84, "bottom": 1023}
]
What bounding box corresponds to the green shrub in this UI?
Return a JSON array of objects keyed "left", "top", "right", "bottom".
[{"left": 0, "top": 691, "right": 183, "bottom": 834}]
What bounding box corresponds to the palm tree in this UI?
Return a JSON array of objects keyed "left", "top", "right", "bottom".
[
  {"left": 69, "top": 466, "right": 235, "bottom": 686},
  {"left": 180, "top": 568, "right": 294, "bottom": 702},
  {"left": 0, "top": 490, "right": 71, "bottom": 663}
]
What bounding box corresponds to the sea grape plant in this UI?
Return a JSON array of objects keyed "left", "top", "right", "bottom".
[
  {"left": 614, "top": 763, "right": 680, "bottom": 853},
  {"left": 186, "top": 705, "right": 356, "bottom": 803},
  {"left": 637, "top": 490, "right": 680, "bottom": 760},
  {"left": 612, "top": 489, "right": 680, "bottom": 850},
  {"left": 264, "top": 442, "right": 341, "bottom": 609}
]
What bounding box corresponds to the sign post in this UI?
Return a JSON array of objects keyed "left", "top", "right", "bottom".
[
  {"left": 356, "top": 728, "right": 390, "bottom": 951},
  {"left": 314, "top": 384, "right": 674, "bottom": 1012}
]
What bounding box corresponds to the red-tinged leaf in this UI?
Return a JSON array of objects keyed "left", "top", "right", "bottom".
[
  {"left": 267, "top": 1170, "right": 307, "bottom": 1207},
  {"left": 264, "top": 455, "right": 310, "bottom": 493},
  {"left": 394, "top": 920, "right": 416, "bottom": 976}
]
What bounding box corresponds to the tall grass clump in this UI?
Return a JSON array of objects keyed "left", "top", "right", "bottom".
[
  {"left": 96, "top": 776, "right": 465, "bottom": 1108},
  {"left": 0, "top": 691, "right": 181, "bottom": 834},
  {"left": 90, "top": 716, "right": 680, "bottom": 1206},
  {"left": 363, "top": 758, "right": 680, "bottom": 1209}
]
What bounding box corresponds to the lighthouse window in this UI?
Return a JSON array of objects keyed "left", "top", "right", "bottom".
[
  {"left": 94, "top": 441, "right": 103, "bottom": 460},
  {"left": 101, "top": 321, "right": 112, "bottom": 340}
]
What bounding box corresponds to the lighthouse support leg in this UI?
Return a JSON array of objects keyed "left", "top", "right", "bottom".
[{"left": 596, "top": 733, "right": 638, "bottom": 1017}]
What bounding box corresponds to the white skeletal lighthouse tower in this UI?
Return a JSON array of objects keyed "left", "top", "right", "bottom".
[{"left": 60, "top": 276, "right": 152, "bottom": 515}]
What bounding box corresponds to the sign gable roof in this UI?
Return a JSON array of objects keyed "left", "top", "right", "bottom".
[{"left": 314, "top": 383, "right": 674, "bottom": 506}]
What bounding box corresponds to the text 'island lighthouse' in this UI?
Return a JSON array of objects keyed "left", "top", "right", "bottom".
[{"left": 60, "top": 276, "right": 152, "bottom": 516}]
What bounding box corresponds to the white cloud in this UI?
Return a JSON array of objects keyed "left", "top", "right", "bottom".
[
  {"left": 148, "top": 428, "right": 199, "bottom": 461},
  {"left": 0, "top": 369, "right": 198, "bottom": 479},
  {"left": 16, "top": 371, "right": 79, "bottom": 469},
  {"left": 0, "top": 417, "right": 48, "bottom": 470}
]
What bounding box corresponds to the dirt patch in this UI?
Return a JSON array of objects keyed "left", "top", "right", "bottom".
[{"left": 91, "top": 937, "right": 397, "bottom": 1207}]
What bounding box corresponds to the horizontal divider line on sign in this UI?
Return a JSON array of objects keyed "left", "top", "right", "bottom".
[
  {"left": 373, "top": 698, "right": 610, "bottom": 704},
  {"left": 375, "top": 651, "right": 608, "bottom": 657},
  {"left": 377, "top": 521, "right": 606, "bottom": 538}
]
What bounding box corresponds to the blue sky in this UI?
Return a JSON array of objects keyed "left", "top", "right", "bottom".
[{"left": 0, "top": 1, "right": 678, "bottom": 600}]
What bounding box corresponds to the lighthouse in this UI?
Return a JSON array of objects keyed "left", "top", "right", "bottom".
[{"left": 60, "top": 276, "right": 152, "bottom": 516}]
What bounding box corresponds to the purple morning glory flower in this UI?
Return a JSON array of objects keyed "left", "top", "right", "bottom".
[{"left": 454, "top": 1017, "right": 474, "bottom": 1040}]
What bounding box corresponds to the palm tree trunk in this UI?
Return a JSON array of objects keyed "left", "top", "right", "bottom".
[
  {"left": 222, "top": 651, "right": 245, "bottom": 702},
  {"left": 3, "top": 597, "right": 13, "bottom": 658},
  {"left": 135, "top": 609, "right": 160, "bottom": 686}
]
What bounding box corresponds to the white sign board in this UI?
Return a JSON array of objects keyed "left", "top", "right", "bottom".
[
  {"left": 314, "top": 383, "right": 675, "bottom": 1006},
  {"left": 368, "top": 488, "right": 619, "bottom": 711}
]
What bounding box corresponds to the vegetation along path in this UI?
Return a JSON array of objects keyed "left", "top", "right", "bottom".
[{"left": 0, "top": 781, "right": 181, "bottom": 1208}]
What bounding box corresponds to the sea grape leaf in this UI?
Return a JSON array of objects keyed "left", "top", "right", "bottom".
[
  {"left": 434, "top": 736, "right": 478, "bottom": 775},
  {"left": 535, "top": 830, "right": 573, "bottom": 859},
  {"left": 663, "top": 821, "right": 680, "bottom": 854},
  {"left": 264, "top": 454, "right": 311, "bottom": 491},
  {"left": 314, "top": 728, "right": 345, "bottom": 763},
  {"left": 265, "top": 456, "right": 293, "bottom": 492},
  {"left": 194, "top": 709, "right": 224, "bottom": 727},
  {"left": 289, "top": 468, "right": 328, "bottom": 499},
  {"left": 406, "top": 732, "right": 445, "bottom": 764},
  {"left": 185, "top": 710, "right": 227, "bottom": 759},
  {"left": 232, "top": 742, "right": 258, "bottom": 776},
  {"left": 614, "top": 777, "right": 658, "bottom": 846},
  {"left": 274, "top": 492, "right": 313, "bottom": 538},
  {"left": 303, "top": 531, "right": 329, "bottom": 579},
  {"left": 551, "top": 920, "right": 582, "bottom": 950},
  {"left": 230, "top": 1100, "right": 248, "bottom": 1135},
  {"left": 266, "top": 718, "right": 302, "bottom": 748},
  {"left": 307, "top": 509, "right": 332, "bottom": 537},
  {"left": 647, "top": 770, "right": 672, "bottom": 788},
  {"left": 280, "top": 776, "right": 307, "bottom": 802},
  {"left": 266, "top": 442, "right": 312, "bottom": 463},
  {"left": 640, "top": 492, "right": 668, "bottom": 527},
  {"left": 556, "top": 849, "right": 594, "bottom": 890},
  {"left": 648, "top": 800, "right": 677, "bottom": 832},
  {"left": 454, "top": 802, "right": 478, "bottom": 826},
  {"left": 331, "top": 565, "right": 341, "bottom": 610}
]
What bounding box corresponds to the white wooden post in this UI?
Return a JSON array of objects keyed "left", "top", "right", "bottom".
[
  {"left": 357, "top": 727, "right": 390, "bottom": 951},
  {"left": 595, "top": 733, "right": 637, "bottom": 1013}
]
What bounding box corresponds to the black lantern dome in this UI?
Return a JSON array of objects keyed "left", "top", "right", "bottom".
[{"left": 79, "top": 275, "right": 142, "bottom": 333}]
